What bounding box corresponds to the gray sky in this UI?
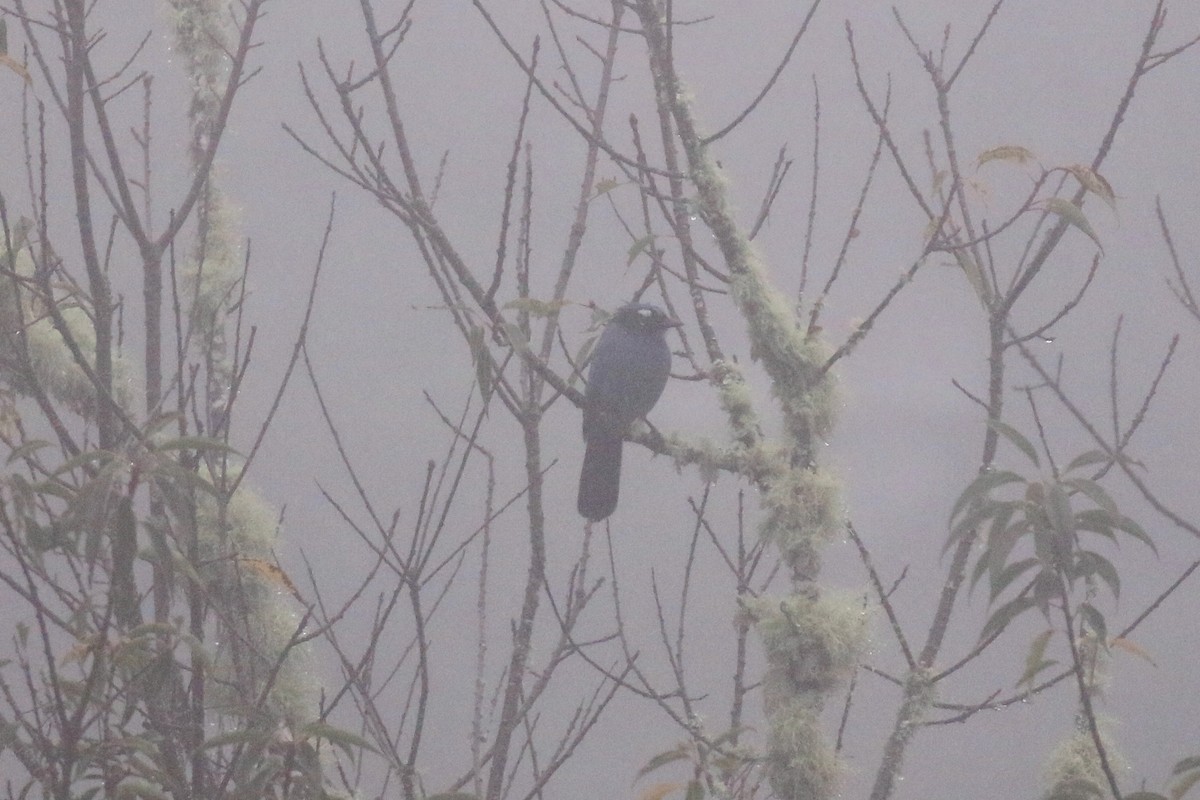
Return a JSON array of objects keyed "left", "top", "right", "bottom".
[
  {"left": 220, "top": 2, "right": 1200, "bottom": 797},
  {"left": 2, "top": 1, "right": 1199, "bottom": 797}
]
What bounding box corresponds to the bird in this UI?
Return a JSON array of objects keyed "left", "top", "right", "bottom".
[{"left": 577, "top": 303, "right": 679, "bottom": 521}]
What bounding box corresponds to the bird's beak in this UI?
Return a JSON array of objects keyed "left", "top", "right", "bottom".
[{"left": 664, "top": 317, "right": 683, "bottom": 328}]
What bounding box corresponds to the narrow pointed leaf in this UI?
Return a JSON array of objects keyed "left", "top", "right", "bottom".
[
  {"left": 1044, "top": 483, "right": 1076, "bottom": 540},
  {"left": 1075, "top": 550, "right": 1120, "bottom": 600},
  {"left": 1113, "top": 513, "right": 1157, "bottom": 555},
  {"left": 953, "top": 248, "right": 992, "bottom": 306},
  {"left": 1032, "top": 570, "right": 1064, "bottom": 615},
  {"left": 1078, "top": 602, "right": 1107, "bottom": 644},
  {"left": 1063, "top": 477, "right": 1119, "bottom": 516},
  {"left": 988, "top": 419, "right": 1040, "bottom": 466},
  {"left": 503, "top": 297, "right": 570, "bottom": 318},
  {"left": 949, "top": 470, "right": 1025, "bottom": 525},
  {"left": 627, "top": 235, "right": 656, "bottom": 266},
  {"left": 635, "top": 747, "right": 689, "bottom": 780},
  {"left": 299, "top": 721, "right": 379, "bottom": 756},
  {"left": 153, "top": 435, "right": 242, "bottom": 456},
  {"left": 990, "top": 557, "right": 1040, "bottom": 602},
  {"left": 1172, "top": 756, "right": 1200, "bottom": 776},
  {"left": 6, "top": 439, "right": 52, "bottom": 465},
  {"left": 977, "top": 145, "right": 1037, "bottom": 167},
  {"left": 1173, "top": 769, "right": 1200, "bottom": 800},
  {"left": 1066, "top": 164, "right": 1117, "bottom": 211},
  {"left": 1016, "top": 628, "right": 1057, "bottom": 689},
  {"left": 980, "top": 594, "right": 1037, "bottom": 642},
  {"left": 1110, "top": 636, "right": 1157, "bottom": 667},
  {"left": 501, "top": 322, "right": 530, "bottom": 357},
  {"left": 1042, "top": 197, "right": 1103, "bottom": 252},
  {"left": 1064, "top": 449, "right": 1113, "bottom": 474}
]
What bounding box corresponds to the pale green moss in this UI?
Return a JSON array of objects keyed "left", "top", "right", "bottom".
[
  {"left": 746, "top": 593, "right": 867, "bottom": 700},
  {"left": 758, "top": 467, "right": 844, "bottom": 571},
  {"left": 664, "top": 64, "right": 859, "bottom": 800},
  {"left": 876, "top": 666, "right": 937, "bottom": 786},
  {"left": 194, "top": 470, "right": 317, "bottom": 724},
  {"left": 730, "top": 268, "right": 840, "bottom": 445},
  {"left": 167, "top": 0, "right": 318, "bottom": 731},
  {"left": 764, "top": 699, "right": 841, "bottom": 800},
  {"left": 711, "top": 358, "right": 759, "bottom": 447},
  {"left": 0, "top": 247, "right": 136, "bottom": 418},
  {"left": 182, "top": 189, "right": 243, "bottom": 344},
  {"left": 1043, "top": 726, "right": 1125, "bottom": 800}
]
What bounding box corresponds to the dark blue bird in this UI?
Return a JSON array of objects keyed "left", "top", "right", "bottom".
[{"left": 578, "top": 303, "right": 679, "bottom": 521}]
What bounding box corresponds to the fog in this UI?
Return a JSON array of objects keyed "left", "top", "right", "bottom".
[{"left": 1, "top": 1, "right": 1198, "bottom": 798}]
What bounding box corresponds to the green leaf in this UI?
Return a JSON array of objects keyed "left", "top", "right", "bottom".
[
  {"left": 592, "top": 177, "right": 620, "bottom": 197},
  {"left": 988, "top": 419, "right": 1040, "bottom": 466},
  {"left": 1073, "top": 508, "right": 1117, "bottom": 542},
  {"left": 1064, "top": 449, "right": 1113, "bottom": 474},
  {"left": 1174, "top": 769, "right": 1200, "bottom": 800},
  {"left": 948, "top": 470, "right": 1026, "bottom": 526},
  {"left": 200, "top": 728, "right": 267, "bottom": 750},
  {"left": 501, "top": 322, "right": 530, "bottom": 357},
  {"left": 977, "top": 145, "right": 1037, "bottom": 168},
  {"left": 976, "top": 504, "right": 1020, "bottom": 584},
  {"left": 51, "top": 448, "right": 115, "bottom": 477},
  {"left": 635, "top": 745, "right": 689, "bottom": 780},
  {"left": 985, "top": 517, "right": 1030, "bottom": 581},
  {"left": 142, "top": 412, "right": 185, "bottom": 437},
  {"left": 980, "top": 594, "right": 1037, "bottom": 642},
  {"left": 1032, "top": 569, "right": 1064, "bottom": 615},
  {"left": 503, "top": 298, "right": 570, "bottom": 318},
  {"left": 968, "top": 546, "right": 992, "bottom": 596},
  {"left": 946, "top": 498, "right": 1017, "bottom": 554},
  {"left": 1112, "top": 513, "right": 1158, "bottom": 555},
  {"left": 1075, "top": 550, "right": 1120, "bottom": 600},
  {"left": 1078, "top": 602, "right": 1107, "bottom": 643},
  {"left": 146, "top": 460, "right": 223, "bottom": 499},
  {"left": 1042, "top": 197, "right": 1103, "bottom": 252},
  {"left": 1063, "top": 477, "right": 1119, "bottom": 516},
  {"left": 1016, "top": 628, "right": 1057, "bottom": 689},
  {"left": 989, "top": 557, "right": 1039, "bottom": 602},
  {"left": 627, "top": 234, "right": 656, "bottom": 267},
  {"left": 686, "top": 780, "right": 705, "bottom": 800},
  {"left": 953, "top": 248, "right": 992, "bottom": 306},
  {"left": 6, "top": 439, "right": 52, "bottom": 465},
  {"left": 153, "top": 435, "right": 241, "bottom": 456},
  {"left": 1172, "top": 756, "right": 1200, "bottom": 776},
  {"left": 1066, "top": 164, "right": 1117, "bottom": 212},
  {"left": 467, "top": 324, "right": 493, "bottom": 402},
  {"left": 1044, "top": 483, "right": 1075, "bottom": 539},
  {"left": 298, "top": 721, "right": 379, "bottom": 757}
]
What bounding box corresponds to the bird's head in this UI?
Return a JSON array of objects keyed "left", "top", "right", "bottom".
[{"left": 610, "top": 303, "right": 682, "bottom": 334}]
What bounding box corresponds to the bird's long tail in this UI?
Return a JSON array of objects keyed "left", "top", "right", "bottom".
[{"left": 577, "top": 436, "right": 623, "bottom": 521}]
